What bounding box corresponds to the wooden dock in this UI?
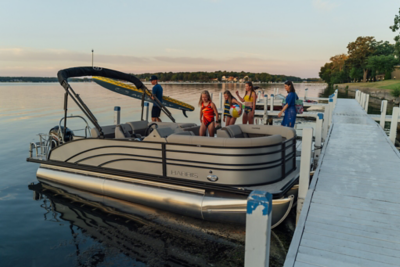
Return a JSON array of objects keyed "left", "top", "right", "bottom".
[{"left": 284, "top": 98, "right": 400, "bottom": 267}]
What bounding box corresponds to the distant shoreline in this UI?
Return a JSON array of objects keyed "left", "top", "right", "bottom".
[{"left": 0, "top": 80, "right": 325, "bottom": 85}]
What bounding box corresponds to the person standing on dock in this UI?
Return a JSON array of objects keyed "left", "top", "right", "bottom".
[
  {"left": 150, "top": 75, "right": 163, "bottom": 122},
  {"left": 278, "top": 80, "right": 298, "bottom": 128},
  {"left": 236, "top": 82, "right": 256, "bottom": 124}
]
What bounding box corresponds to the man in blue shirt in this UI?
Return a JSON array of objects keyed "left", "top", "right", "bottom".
[{"left": 150, "top": 75, "right": 163, "bottom": 122}]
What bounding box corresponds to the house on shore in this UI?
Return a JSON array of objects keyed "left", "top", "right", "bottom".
[{"left": 392, "top": 65, "right": 400, "bottom": 80}]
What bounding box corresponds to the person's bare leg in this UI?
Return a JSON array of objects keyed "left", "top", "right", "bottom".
[
  {"left": 208, "top": 122, "right": 216, "bottom": 137},
  {"left": 199, "top": 123, "right": 207, "bottom": 136},
  {"left": 230, "top": 117, "right": 237, "bottom": 125},
  {"left": 242, "top": 113, "right": 248, "bottom": 124},
  {"left": 249, "top": 113, "right": 254, "bottom": 124},
  {"left": 226, "top": 117, "right": 231, "bottom": 126}
]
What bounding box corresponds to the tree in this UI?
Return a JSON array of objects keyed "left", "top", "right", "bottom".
[
  {"left": 371, "top": 40, "right": 395, "bottom": 56},
  {"left": 330, "top": 54, "right": 348, "bottom": 72},
  {"left": 347, "top": 36, "right": 376, "bottom": 82},
  {"left": 319, "top": 62, "right": 333, "bottom": 84},
  {"left": 366, "top": 55, "right": 398, "bottom": 79},
  {"left": 390, "top": 8, "right": 400, "bottom": 60}
]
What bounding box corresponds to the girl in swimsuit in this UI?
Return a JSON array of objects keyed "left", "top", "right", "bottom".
[
  {"left": 236, "top": 82, "right": 256, "bottom": 124},
  {"left": 199, "top": 90, "right": 219, "bottom": 137},
  {"left": 223, "top": 90, "right": 241, "bottom": 126}
]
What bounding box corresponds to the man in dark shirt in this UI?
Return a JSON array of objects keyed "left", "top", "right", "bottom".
[{"left": 150, "top": 75, "right": 163, "bottom": 122}]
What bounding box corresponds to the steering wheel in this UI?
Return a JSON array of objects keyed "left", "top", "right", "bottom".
[{"left": 145, "top": 123, "right": 158, "bottom": 136}]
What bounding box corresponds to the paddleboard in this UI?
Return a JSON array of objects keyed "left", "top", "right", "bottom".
[{"left": 92, "top": 76, "right": 195, "bottom": 113}]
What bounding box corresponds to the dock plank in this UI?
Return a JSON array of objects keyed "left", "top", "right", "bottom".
[{"left": 284, "top": 98, "right": 400, "bottom": 267}]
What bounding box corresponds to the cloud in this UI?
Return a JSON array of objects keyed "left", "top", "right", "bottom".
[
  {"left": 312, "top": 0, "right": 337, "bottom": 12},
  {"left": 0, "top": 47, "right": 320, "bottom": 78}
]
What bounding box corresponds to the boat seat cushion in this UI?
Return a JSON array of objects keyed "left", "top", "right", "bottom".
[
  {"left": 181, "top": 126, "right": 200, "bottom": 136},
  {"left": 126, "top": 121, "right": 148, "bottom": 135},
  {"left": 238, "top": 125, "right": 296, "bottom": 140},
  {"left": 216, "top": 129, "right": 231, "bottom": 138},
  {"left": 222, "top": 125, "right": 245, "bottom": 138},
  {"left": 169, "top": 131, "right": 195, "bottom": 136},
  {"left": 90, "top": 125, "right": 116, "bottom": 138},
  {"left": 115, "top": 124, "right": 134, "bottom": 139},
  {"left": 167, "top": 134, "right": 282, "bottom": 147}
]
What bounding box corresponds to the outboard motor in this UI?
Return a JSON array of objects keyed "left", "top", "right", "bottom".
[{"left": 49, "top": 126, "right": 74, "bottom": 148}]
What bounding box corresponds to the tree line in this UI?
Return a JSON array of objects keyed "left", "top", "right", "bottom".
[
  {"left": 0, "top": 77, "right": 91, "bottom": 83},
  {"left": 0, "top": 72, "right": 320, "bottom": 83},
  {"left": 133, "top": 71, "right": 315, "bottom": 83},
  {"left": 319, "top": 8, "right": 400, "bottom": 85}
]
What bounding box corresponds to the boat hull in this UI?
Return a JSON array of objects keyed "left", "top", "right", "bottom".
[{"left": 37, "top": 165, "right": 294, "bottom": 228}]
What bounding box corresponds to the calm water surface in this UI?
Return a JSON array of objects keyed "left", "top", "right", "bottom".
[{"left": 0, "top": 82, "right": 327, "bottom": 267}]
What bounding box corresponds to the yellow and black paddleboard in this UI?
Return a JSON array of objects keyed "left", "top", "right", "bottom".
[{"left": 93, "top": 76, "right": 195, "bottom": 113}]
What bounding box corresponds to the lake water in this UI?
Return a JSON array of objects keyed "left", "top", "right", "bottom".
[{"left": 0, "top": 82, "right": 327, "bottom": 267}]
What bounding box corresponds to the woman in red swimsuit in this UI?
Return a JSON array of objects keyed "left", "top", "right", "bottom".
[{"left": 199, "top": 90, "right": 219, "bottom": 137}]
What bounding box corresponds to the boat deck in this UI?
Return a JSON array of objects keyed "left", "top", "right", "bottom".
[{"left": 284, "top": 99, "right": 400, "bottom": 267}]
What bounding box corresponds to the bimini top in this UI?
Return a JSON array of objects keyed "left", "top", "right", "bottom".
[
  {"left": 57, "top": 66, "right": 145, "bottom": 90},
  {"left": 56, "top": 66, "right": 176, "bottom": 138}
]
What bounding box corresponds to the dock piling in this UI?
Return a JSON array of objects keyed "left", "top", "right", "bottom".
[
  {"left": 315, "top": 113, "right": 323, "bottom": 158},
  {"left": 322, "top": 104, "right": 330, "bottom": 141},
  {"left": 327, "top": 97, "right": 334, "bottom": 127},
  {"left": 389, "top": 107, "right": 400, "bottom": 144},
  {"left": 270, "top": 94, "right": 274, "bottom": 112},
  {"left": 361, "top": 93, "right": 366, "bottom": 109},
  {"left": 245, "top": 190, "right": 272, "bottom": 267},
  {"left": 144, "top": 103, "right": 149, "bottom": 122},
  {"left": 219, "top": 92, "right": 223, "bottom": 110},
  {"left": 263, "top": 94, "right": 268, "bottom": 125},
  {"left": 364, "top": 94, "right": 369, "bottom": 112},
  {"left": 380, "top": 100, "right": 388, "bottom": 129},
  {"left": 114, "top": 106, "right": 121, "bottom": 125},
  {"left": 355, "top": 90, "right": 360, "bottom": 103},
  {"left": 304, "top": 88, "right": 308, "bottom": 101},
  {"left": 297, "top": 127, "right": 313, "bottom": 223},
  {"left": 334, "top": 90, "right": 338, "bottom": 106}
]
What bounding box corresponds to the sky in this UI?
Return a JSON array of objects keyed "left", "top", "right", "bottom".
[{"left": 0, "top": 0, "right": 399, "bottom": 78}]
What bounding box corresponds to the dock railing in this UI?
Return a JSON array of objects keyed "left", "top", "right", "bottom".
[{"left": 355, "top": 90, "right": 400, "bottom": 145}]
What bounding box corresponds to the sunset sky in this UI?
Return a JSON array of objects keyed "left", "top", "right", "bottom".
[{"left": 1, "top": 0, "right": 399, "bottom": 78}]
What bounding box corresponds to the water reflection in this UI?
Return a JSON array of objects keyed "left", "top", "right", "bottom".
[
  {"left": 29, "top": 182, "right": 246, "bottom": 266},
  {"left": 29, "top": 181, "right": 293, "bottom": 267}
]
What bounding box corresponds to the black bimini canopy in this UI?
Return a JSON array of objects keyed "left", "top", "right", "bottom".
[
  {"left": 57, "top": 66, "right": 144, "bottom": 90},
  {"left": 57, "top": 67, "right": 175, "bottom": 140}
]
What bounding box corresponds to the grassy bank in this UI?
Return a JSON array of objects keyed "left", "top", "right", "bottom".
[{"left": 340, "top": 80, "right": 400, "bottom": 90}]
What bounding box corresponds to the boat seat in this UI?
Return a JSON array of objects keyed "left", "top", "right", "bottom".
[
  {"left": 115, "top": 124, "right": 134, "bottom": 139},
  {"left": 167, "top": 134, "right": 282, "bottom": 147},
  {"left": 221, "top": 125, "right": 246, "bottom": 138},
  {"left": 169, "top": 131, "right": 195, "bottom": 136},
  {"left": 181, "top": 126, "right": 200, "bottom": 136},
  {"left": 90, "top": 125, "right": 116, "bottom": 138},
  {"left": 126, "top": 121, "right": 148, "bottom": 136}
]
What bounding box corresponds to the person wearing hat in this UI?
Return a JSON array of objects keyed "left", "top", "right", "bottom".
[{"left": 150, "top": 75, "right": 163, "bottom": 122}]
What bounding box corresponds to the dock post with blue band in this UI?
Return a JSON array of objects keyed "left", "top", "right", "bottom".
[
  {"left": 315, "top": 113, "right": 324, "bottom": 158},
  {"left": 245, "top": 190, "right": 272, "bottom": 267},
  {"left": 114, "top": 106, "right": 121, "bottom": 125},
  {"left": 328, "top": 96, "right": 334, "bottom": 126},
  {"left": 144, "top": 102, "right": 149, "bottom": 122}
]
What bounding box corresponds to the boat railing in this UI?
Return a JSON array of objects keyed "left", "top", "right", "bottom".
[
  {"left": 58, "top": 115, "right": 91, "bottom": 143},
  {"left": 29, "top": 133, "right": 53, "bottom": 160}
]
